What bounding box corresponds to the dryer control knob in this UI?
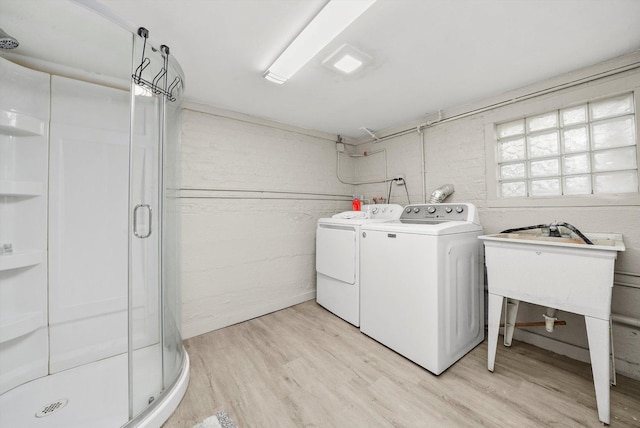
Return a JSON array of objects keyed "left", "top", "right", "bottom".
[
  {"left": 445, "top": 207, "right": 453, "bottom": 213},
  {"left": 405, "top": 207, "right": 412, "bottom": 213},
  {"left": 427, "top": 206, "right": 436, "bottom": 214},
  {"left": 456, "top": 206, "right": 464, "bottom": 213},
  {"left": 413, "top": 207, "right": 420, "bottom": 213},
  {"left": 372, "top": 207, "right": 379, "bottom": 214}
]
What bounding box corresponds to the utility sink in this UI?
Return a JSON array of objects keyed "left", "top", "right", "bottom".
[
  {"left": 480, "top": 232, "right": 624, "bottom": 318},
  {"left": 479, "top": 231, "right": 625, "bottom": 425}
]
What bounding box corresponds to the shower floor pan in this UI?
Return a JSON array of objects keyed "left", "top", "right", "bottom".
[
  {"left": 479, "top": 232, "right": 625, "bottom": 425},
  {"left": 0, "top": 344, "right": 189, "bottom": 428}
]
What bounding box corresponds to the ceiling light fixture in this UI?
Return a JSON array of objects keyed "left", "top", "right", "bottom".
[
  {"left": 263, "top": 0, "right": 377, "bottom": 84},
  {"left": 333, "top": 54, "right": 362, "bottom": 74},
  {"left": 322, "top": 43, "right": 372, "bottom": 75}
]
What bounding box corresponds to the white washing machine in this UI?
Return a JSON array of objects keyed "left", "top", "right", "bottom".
[
  {"left": 316, "top": 204, "right": 403, "bottom": 326},
  {"left": 360, "top": 203, "right": 483, "bottom": 375}
]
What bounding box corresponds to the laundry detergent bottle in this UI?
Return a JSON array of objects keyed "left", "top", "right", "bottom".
[{"left": 352, "top": 195, "right": 362, "bottom": 211}]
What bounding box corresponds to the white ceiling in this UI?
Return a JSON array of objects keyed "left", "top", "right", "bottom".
[{"left": 2, "top": 0, "right": 640, "bottom": 139}]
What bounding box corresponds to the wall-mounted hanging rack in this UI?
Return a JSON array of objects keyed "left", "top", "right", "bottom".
[{"left": 132, "top": 27, "right": 182, "bottom": 102}]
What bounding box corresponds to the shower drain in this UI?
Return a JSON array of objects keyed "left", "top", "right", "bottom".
[{"left": 35, "top": 399, "right": 69, "bottom": 418}]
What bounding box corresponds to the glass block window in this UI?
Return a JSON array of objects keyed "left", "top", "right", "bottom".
[{"left": 496, "top": 93, "right": 638, "bottom": 198}]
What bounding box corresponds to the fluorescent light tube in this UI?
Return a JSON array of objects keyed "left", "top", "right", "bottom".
[{"left": 264, "top": 0, "right": 376, "bottom": 84}]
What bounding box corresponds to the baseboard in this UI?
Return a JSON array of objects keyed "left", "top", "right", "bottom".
[
  {"left": 511, "top": 328, "right": 591, "bottom": 364},
  {"left": 509, "top": 328, "right": 640, "bottom": 380},
  {"left": 182, "top": 291, "right": 316, "bottom": 339}
]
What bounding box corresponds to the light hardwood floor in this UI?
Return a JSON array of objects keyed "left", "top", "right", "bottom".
[{"left": 164, "top": 301, "right": 640, "bottom": 427}]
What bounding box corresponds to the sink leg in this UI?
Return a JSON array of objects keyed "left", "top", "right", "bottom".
[
  {"left": 487, "top": 293, "right": 503, "bottom": 372},
  {"left": 585, "top": 316, "right": 610, "bottom": 425},
  {"left": 503, "top": 298, "right": 519, "bottom": 347}
]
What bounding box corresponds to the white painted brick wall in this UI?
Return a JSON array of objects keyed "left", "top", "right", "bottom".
[
  {"left": 180, "top": 108, "right": 352, "bottom": 339},
  {"left": 353, "top": 133, "right": 425, "bottom": 205}
]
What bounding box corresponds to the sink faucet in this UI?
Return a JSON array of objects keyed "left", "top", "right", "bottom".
[{"left": 548, "top": 224, "right": 562, "bottom": 237}]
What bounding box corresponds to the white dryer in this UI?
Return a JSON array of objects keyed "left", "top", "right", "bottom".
[
  {"left": 360, "top": 203, "right": 483, "bottom": 375},
  {"left": 316, "top": 204, "right": 403, "bottom": 326}
]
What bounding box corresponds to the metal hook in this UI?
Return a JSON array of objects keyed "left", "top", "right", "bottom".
[
  {"left": 131, "top": 28, "right": 180, "bottom": 102},
  {"left": 167, "top": 76, "right": 182, "bottom": 101},
  {"left": 137, "top": 27, "right": 149, "bottom": 39},
  {"left": 152, "top": 67, "right": 167, "bottom": 93},
  {"left": 132, "top": 57, "right": 151, "bottom": 85}
]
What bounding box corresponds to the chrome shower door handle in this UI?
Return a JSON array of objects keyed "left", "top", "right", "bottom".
[{"left": 133, "top": 204, "right": 152, "bottom": 238}]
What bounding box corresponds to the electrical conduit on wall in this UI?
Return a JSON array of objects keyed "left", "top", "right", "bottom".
[
  {"left": 335, "top": 146, "right": 390, "bottom": 186},
  {"left": 335, "top": 141, "right": 415, "bottom": 204},
  {"left": 179, "top": 187, "right": 351, "bottom": 202},
  {"left": 612, "top": 271, "right": 640, "bottom": 328}
]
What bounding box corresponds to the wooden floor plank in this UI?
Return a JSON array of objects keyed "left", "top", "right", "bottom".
[{"left": 164, "top": 301, "right": 640, "bottom": 427}]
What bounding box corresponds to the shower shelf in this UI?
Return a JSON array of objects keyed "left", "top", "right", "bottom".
[
  {"left": 0, "top": 250, "right": 43, "bottom": 271},
  {"left": 0, "top": 109, "right": 44, "bottom": 136},
  {"left": 0, "top": 180, "right": 43, "bottom": 196},
  {"left": 0, "top": 311, "right": 45, "bottom": 343}
]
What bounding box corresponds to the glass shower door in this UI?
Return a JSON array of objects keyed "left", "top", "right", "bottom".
[
  {"left": 161, "top": 56, "right": 185, "bottom": 395},
  {"left": 128, "top": 28, "right": 185, "bottom": 422},
  {"left": 129, "top": 33, "right": 163, "bottom": 419}
]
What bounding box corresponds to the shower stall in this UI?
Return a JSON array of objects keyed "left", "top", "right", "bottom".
[{"left": 0, "top": 1, "right": 188, "bottom": 427}]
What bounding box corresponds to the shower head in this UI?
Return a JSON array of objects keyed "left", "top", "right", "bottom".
[{"left": 0, "top": 28, "right": 19, "bottom": 49}]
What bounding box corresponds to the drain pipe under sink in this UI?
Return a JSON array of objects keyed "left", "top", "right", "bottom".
[{"left": 542, "top": 307, "right": 558, "bottom": 332}]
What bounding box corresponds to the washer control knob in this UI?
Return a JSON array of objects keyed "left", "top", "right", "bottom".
[
  {"left": 405, "top": 207, "right": 412, "bottom": 213},
  {"left": 445, "top": 207, "right": 453, "bottom": 213},
  {"left": 456, "top": 206, "right": 464, "bottom": 213},
  {"left": 372, "top": 207, "right": 379, "bottom": 214},
  {"left": 413, "top": 207, "right": 420, "bottom": 213},
  {"left": 427, "top": 206, "right": 436, "bottom": 214}
]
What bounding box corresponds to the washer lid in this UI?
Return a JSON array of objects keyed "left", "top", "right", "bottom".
[{"left": 360, "top": 220, "right": 482, "bottom": 235}]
